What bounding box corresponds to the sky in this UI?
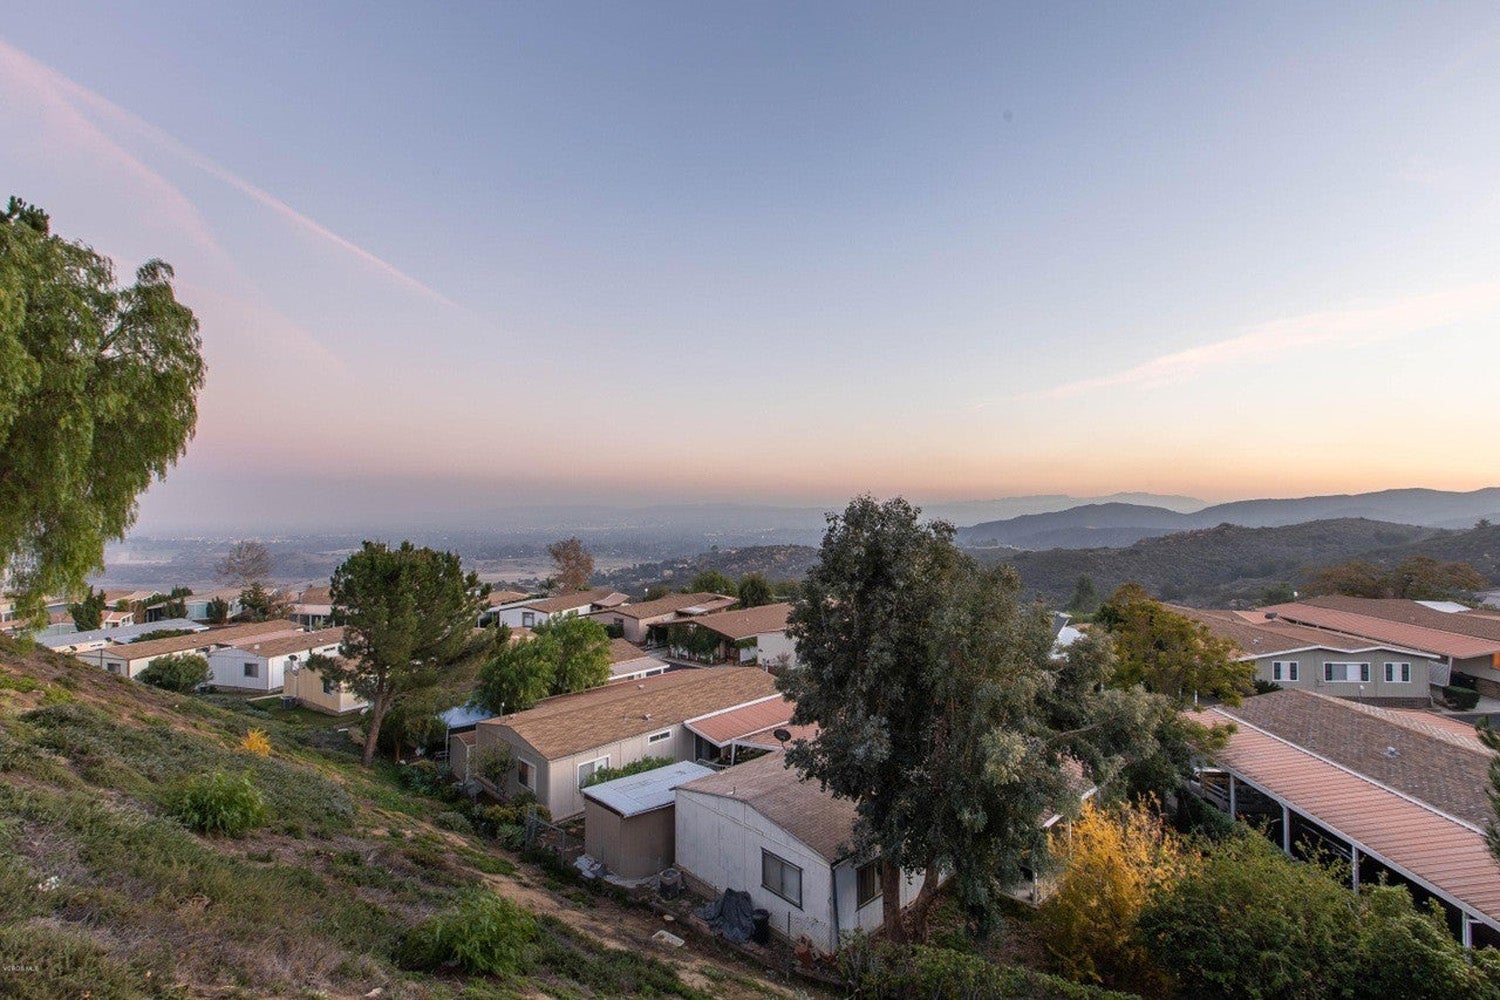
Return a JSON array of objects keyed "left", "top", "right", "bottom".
[{"left": 4, "top": 3, "right": 1500, "bottom": 532}]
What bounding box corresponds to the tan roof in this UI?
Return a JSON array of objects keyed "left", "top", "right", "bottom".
[
  {"left": 599, "top": 592, "right": 736, "bottom": 621},
  {"left": 1302, "top": 596, "right": 1500, "bottom": 643},
  {"left": 485, "top": 589, "right": 530, "bottom": 608},
  {"left": 1219, "top": 690, "right": 1491, "bottom": 825},
  {"left": 233, "top": 626, "right": 345, "bottom": 659},
  {"left": 297, "top": 586, "right": 333, "bottom": 605},
  {"left": 483, "top": 666, "right": 777, "bottom": 759},
  {"left": 1202, "top": 692, "right": 1500, "bottom": 928},
  {"left": 678, "top": 751, "right": 858, "bottom": 862},
  {"left": 680, "top": 603, "right": 792, "bottom": 641},
  {"left": 737, "top": 722, "right": 820, "bottom": 751},
  {"left": 686, "top": 695, "right": 795, "bottom": 747},
  {"left": 1176, "top": 607, "right": 1425, "bottom": 659},
  {"left": 1260, "top": 601, "right": 1500, "bottom": 660},
  {"left": 607, "top": 638, "right": 650, "bottom": 664},
  {"left": 521, "top": 588, "right": 630, "bottom": 615},
  {"left": 102, "top": 620, "right": 304, "bottom": 662}
]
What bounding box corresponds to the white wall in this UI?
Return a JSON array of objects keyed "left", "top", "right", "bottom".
[
  {"left": 495, "top": 604, "right": 585, "bottom": 629},
  {"left": 754, "top": 631, "right": 798, "bottom": 670},
  {"left": 208, "top": 642, "right": 340, "bottom": 692}
]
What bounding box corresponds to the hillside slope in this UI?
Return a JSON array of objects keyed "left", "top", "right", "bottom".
[{"left": 0, "top": 638, "right": 801, "bottom": 999}]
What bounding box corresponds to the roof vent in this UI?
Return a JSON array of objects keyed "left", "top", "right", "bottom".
[
  {"left": 1383, "top": 746, "right": 1399, "bottom": 759},
  {"left": 1264, "top": 612, "right": 1278, "bottom": 620}
]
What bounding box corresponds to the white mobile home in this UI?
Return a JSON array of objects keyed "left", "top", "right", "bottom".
[{"left": 208, "top": 626, "right": 345, "bottom": 693}]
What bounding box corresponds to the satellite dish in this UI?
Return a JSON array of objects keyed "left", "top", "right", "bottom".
[{"left": 772, "top": 728, "right": 792, "bottom": 744}]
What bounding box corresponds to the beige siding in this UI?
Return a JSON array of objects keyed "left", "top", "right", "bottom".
[
  {"left": 584, "top": 803, "right": 677, "bottom": 879},
  {"left": 1248, "top": 647, "right": 1441, "bottom": 701},
  {"left": 476, "top": 723, "right": 696, "bottom": 819},
  {"left": 288, "top": 665, "right": 368, "bottom": 714}
]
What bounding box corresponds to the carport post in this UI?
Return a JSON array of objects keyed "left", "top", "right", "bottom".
[{"left": 1281, "top": 804, "right": 1291, "bottom": 854}]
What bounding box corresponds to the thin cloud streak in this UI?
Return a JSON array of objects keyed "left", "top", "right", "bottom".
[
  {"left": 0, "top": 37, "right": 461, "bottom": 312},
  {"left": 1024, "top": 280, "right": 1500, "bottom": 401}
]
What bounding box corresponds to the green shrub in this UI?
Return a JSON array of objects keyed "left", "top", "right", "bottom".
[
  {"left": 137, "top": 653, "right": 210, "bottom": 692},
  {"left": 398, "top": 890, "right": 538, "bottom": 975},
  {"left": 844, "top": 943, "right": 1132, "bottom": 999},
  {"left": 581, "top": 755, "right": 674, "bottom": 787},
  {"left": 434, "top": 810, "right": 474, "bottom": 834},
  {"left": 1444, "top": 685, "right": 1481, "bottom": 710},
  {"left": 167, "top": 771, "right": 267, "bottom": 837}
]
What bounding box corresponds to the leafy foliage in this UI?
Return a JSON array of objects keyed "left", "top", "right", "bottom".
[
  {"left": 240, "top": 727, "right": 271, "bottom": 757},
  {"left": 473, "top": 615, "right": 611, "bottom": 714},
  {"left": 547, "top": 536, "right": 594, "bottom": 592},
  {"left": 736, "top": 571, "right": 774, "bottom": 607},
  {"left": 205, "top": 595, "right": 230, "bottom": 624},
  {"left": 323, "top": 540, "right": 485, "bottom": 766},
  {"left": 843, "top": 942, "right": 1135, "bottom": 1000},
  {"left": 689, "top": 568, "right": 736, "bottom": 595},
  {"left": 1309, "top": 555, "right": 1489, "bottom": 601},
  {"left": 581, "top": 755, "right": 674, "bottom": 787},
  {"left": 237, "top": 581, "right": 292, "bottom": 622},
  {"left": 782, "top": 496, "right": 1175, "bottom": 941},
  {"left": 1097, "top": 583, "right": 1253, "bottom": 704},
  {"left": 399, "top": 889, "right": 537, "bottom": 974},
  {"left": 1066, "top": 574, "right": 1098, "bottom": 615},
  {"left": 1038, "top": 800, "right": 1190, "bottom": 992},
  {"left": 0, "top": 197, "right": 205, "bottom": 627},
  {"left": 130, "top": 627, "right": 196, "bottom": 643},
  {"left": 67, "top": 587, "right": 107, "bottom": 631},
  {"left": 167, "top": 771, "right": 267, "bottom": 837},
  {"left": 136, "top": 652, "right": 209, "bottom": 693}
]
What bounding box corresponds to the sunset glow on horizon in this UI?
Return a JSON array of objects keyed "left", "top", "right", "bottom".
[{"left": 5, "top": 3, "right": 1500, "bottom": 533}]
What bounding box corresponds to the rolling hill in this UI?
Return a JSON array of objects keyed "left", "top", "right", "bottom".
[
  {"left": 957, "top": 487, "right": 1500, "bottom": 550},
  {"left": 984, "top": 518, "right": 1500, "bottom": 607}
]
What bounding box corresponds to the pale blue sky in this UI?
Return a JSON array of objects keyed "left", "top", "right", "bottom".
[{"left": 4, "top": 3, "right": 1500, "bottom": 530}]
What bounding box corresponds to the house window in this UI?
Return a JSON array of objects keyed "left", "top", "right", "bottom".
[
  {"left": 322, "top": 676, "right": 336, "bottom": 695},
  {"left": 647, "top": 729, "right": 672, "bottom": 745},
  {"left": 243, "top": 662, "right": 259, "bottom": 678},
  {"left": 517, "top": 759, "right": 533, "bottom": 789},
  {"left": 577, "top": 756, "right": 609, "bottom": 788},
  {"left": 1271, "top": 660, "right": 1299, "bottom": 682},
  {"left": 762, "top": 850, "right": 803, "bottom": 908},
  {"left": 1323, "top": 662, "right": 1370, "bottom": 683},
  {"left": 856, "top": 860, "right": 883, "bottom": 909},
  {"left": 1385, "top": 662, "right": 1411, "bottom": 683},
  {"left": 521, "top": 612, "right": 535, "bottom": 627}
]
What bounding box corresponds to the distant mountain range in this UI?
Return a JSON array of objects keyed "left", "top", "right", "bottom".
[
  {"left": 990, "top": 518, "right": 1500, "bottom": 608},
  {"left": 956, "top": 487, "right": 1500, "bottom": 550}
]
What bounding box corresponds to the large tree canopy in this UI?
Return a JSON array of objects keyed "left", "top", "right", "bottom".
[
  {"left": 780, "top": 496, "right": 1180, "bottom": 942},
  {"left": 473, "top": 616, "right": 612, "bottom": 715},
  {"left": 1096, "top": 583, "right": 1253, "bottom": 705},
  {"left": 324, "top": 541, "right": 485, "bottom": 766},
  {"left": 0, "top": 198, "right": 205, "bottom": 626}
]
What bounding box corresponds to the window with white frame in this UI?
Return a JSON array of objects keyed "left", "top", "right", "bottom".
[
  {"left": 856, "top": 859, "right": 883, "bottom": 908},
  {"left": 762, "top": 849, "right": 803, "bottom": 908},
  {"left": 1384, "top": 662, "right": 1411, "bottom": 683},
  {"left": 1323, "top": 661, "right": 1370, "bottom": 683},
  {"left": 647, "top": 729, "right": 672, "bottom": 745},
  {"left": 1272, "top": 660, "right": 1299, "bottom": 682},
  {"left": 521, "top": 611, "right": 536, "bottom": 627},
  {"left": 577, "top": 756, "right": 609, "bottom": 788}
]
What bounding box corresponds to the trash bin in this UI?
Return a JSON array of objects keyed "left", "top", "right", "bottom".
[
  {"left": 659, "top": 868, "right": 682, "bottom": 899},
  {"left": 750, "top": 908, "right": 771, "bottom": 945}
]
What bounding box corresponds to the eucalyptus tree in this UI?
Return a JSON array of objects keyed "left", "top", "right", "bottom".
[{"left": 0, "top": 197, "right": 204, "bottom": 626}]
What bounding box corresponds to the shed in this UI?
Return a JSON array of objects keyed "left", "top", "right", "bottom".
[{"left": 582, "top": 761, "right": 714, "bottom": 879}]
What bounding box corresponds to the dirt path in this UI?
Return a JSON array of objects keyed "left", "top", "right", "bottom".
[{"left": 479, "top": 869, "right": 814, "bottom": 999}]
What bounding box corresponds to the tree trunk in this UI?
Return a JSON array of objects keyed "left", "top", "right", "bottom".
[
  {"left": 906, "top": 862, "right": 944, "bottom": 943},
  {"left": 361, "top": 687, "right": 391, "bottom": 767},
  {"left": 880, "top": 861, "right": 907, "bottom": 943}
]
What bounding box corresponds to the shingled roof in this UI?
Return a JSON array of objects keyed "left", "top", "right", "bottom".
[
  {"left": 1259, "top": 601, "right": 1500, "bottom": 660},
  {"left": 483, "top": 666, "right": 777, "bottom": 759},
  {"left": 520, "top": 589, "right": 629, "bottom": 615},
  {"left": 680, "top": 603, "right": 791, "bottom": 640},
  {"left": 101, "top": 620, "right": 304, "bottom": 662},
  {"left": 1177, "top": 607, "right": 1424, "bottom": 658},
  {"left": 678, "top": 751, "right": 858, "bottom": 862},
  {"left": 598, "top": 592, "right": 736, "bottom": 621}
]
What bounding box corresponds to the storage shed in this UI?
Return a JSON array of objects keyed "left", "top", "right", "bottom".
[{"left": 582, "top": 761, "right": 715, "bottom": 879}]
